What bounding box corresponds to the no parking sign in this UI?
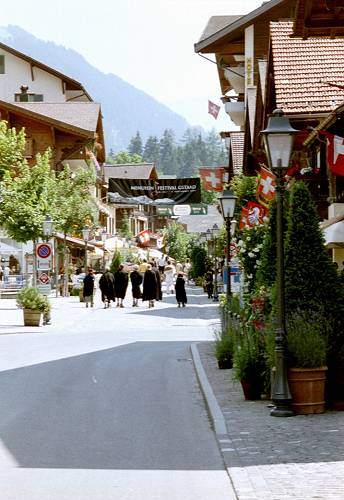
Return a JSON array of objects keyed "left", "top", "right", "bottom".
[{"left": 36, "top": 243, "right": 52, "bottom": 270}]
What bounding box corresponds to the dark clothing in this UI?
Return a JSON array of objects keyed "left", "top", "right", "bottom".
[
  {"left": 175, "top": 276, "right": 187, "bottom": 304},
  {"left": 130, "top": 270, "right": 143, "bottom": 299},
  {"left": 99, "top": 271, "right": 115, "bottom": 302},
  {"left": 205, "top": 272, "right": 214, "bottom": 298},
  {"left": 114, "top": 270, "right": 129, "bottom": 299},
  {"left": 142, "top": 269, "right": 157, "bottom": 301},
  {"left": 83, "top": 274, "right": 95, "bottom": 297},
  {"left": 152, "top": 266, "right": 162, "bottom": 300}
]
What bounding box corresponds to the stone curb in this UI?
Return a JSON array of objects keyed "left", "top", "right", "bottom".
[{"left": 190, "top": 342, "right": 238, "bottom": 500}]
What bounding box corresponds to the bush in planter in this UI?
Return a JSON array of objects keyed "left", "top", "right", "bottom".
[
  {"left": 16, "top": 287, "right": 50, "bottom": 313},
  {"left": 214, "top": 321, "right": 239, "bottom": 369},
  {"left": 286, "top": 312, "right": 329, "bottom": 414}
]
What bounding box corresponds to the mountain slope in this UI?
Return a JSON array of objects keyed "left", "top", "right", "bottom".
[{"left": 0, "top": 25, "right": 189, "bottom": 151}]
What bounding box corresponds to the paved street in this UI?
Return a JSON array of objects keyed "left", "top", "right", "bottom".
[{"left": 0, "top": 288, "right": 235, "bottom": 500}]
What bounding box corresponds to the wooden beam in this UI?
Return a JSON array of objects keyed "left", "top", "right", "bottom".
[{"left": 30, "top": 63, "right": 35, "bottom": 81}]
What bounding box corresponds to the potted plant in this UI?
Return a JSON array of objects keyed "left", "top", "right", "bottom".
[
  {"left": 286, "top": 312, "right": 328, "bottom": 414},
  {"left": 214, "top": 331, "right": 233, "bottom": 369},
  {"left": 16, "top": 287, "right": 51, "bottom": 327},
  {"left": 233, "top": 329, "right": 266, "bottom": 400}
]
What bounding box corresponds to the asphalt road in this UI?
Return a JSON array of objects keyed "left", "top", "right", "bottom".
[{"left": 0, "top": 287, "right": 234, "bottom": 499}]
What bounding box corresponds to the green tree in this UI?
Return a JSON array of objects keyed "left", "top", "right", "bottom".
[
  {"left": 118, "top": 210, "right": 132, "bottom": 238},
  {"left": 110, "top": 249, "right": 122, "bottom": 274},
  {"left": 107, "top": 150, "right": 143, "bottom": 164},
  {"left": 230, "top": 174, "right": 257, "bottom": 218},
  {"left": 0, "top": 121, "right": 26, "bottom": 181},
  {"left": 159, "top": 129, "right": 179, "bottom": 175},
  {"left": 128, "top": 131, "right": 143, "bottom": 157},
  {"left": 143, "top": 135, "right": 160, "bottom": 163},
  {"left": 163, "top": 221, "right": 192, "bottom": 262},
  {"left": 190, "top": 245, "right": 207, "bottom": 278}
]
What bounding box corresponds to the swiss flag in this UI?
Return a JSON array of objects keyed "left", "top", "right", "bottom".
[
  {"left": 320, "top": 131, "right": 344, "bottom": 177},
  {"left": 208, "top": 100, "right": 220, "bottom": 119},
  {"left": 137, "top": 229, "right": 150, "bottom": 246},
  {"left": 199, "top": 167, "right": 225, "bottom": 192},
  {"left": 257, "top": 166, "right": 276, "bottom": 207}
]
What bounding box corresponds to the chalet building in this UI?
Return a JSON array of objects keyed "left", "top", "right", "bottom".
[{"left": 195, "top": 0, "right": 344, "bottom": 266}]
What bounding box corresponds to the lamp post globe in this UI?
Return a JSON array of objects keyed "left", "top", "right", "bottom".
[{"left": 261, "top": 109, "right": 298, "bottom": 418}]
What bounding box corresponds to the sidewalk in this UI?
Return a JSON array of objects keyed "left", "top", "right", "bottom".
[{"left": 193, "top": 341, "right": 344, "bottom": 500}]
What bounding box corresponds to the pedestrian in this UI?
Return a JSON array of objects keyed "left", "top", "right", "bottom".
[
  {"left": 138, "top": 258, "right": 148, "bottom": 275},
  {"left": 130, "top": 264, "right": 142, "bottom": 307},
  {"left": 164, "top": 263, "right": 174, "bottom": 294},
  {"left": 114, "top": 264, "right": 129, "bottom": 307},
  {"left": 83, "top": 268, "right": 95, "bottom": 308},
  {"left": 142, "top": 264, "right": 157, "bottom": 308},
  {"left": 183, "top": 258, "right": 192, "bottom": 284},
  {"left": 176, "top": 261, "right": 183, "bottom": 274},
  {"left": 158, "top": 255, "right": 165, "bottom": 274},
  {"left": 150, "top": 261, "right": 162, "bottom": 301},
  {"left": 99, "top": 268, "right": 115, "bottom": 308},
  {"left": 175, "top": 273, "right": 187, "bottom": 308},
  {"left": 204, "top": 270, "right": 214, "bottom": 299}
]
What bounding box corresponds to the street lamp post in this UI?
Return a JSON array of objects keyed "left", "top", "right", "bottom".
[
  {"left": 212, "top": 223, "right": 220, "bottom": 302},
  {"left": 218, "top": 190, "right": 238, "bottom": 304},
  {"left": 261, "top": 108, "right": 298, "bottom": 417},
  {"left": 82, "top": 226, "right": 90, "bottom": 273},
  {"left": 205, "top": 228, "right": 212, "bottom": 268},
  {"left": 101, "top": 229, "right": 107, "bottom": 272}
]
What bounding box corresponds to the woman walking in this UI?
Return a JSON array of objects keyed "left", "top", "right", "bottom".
[
  {"left": 99, "top": 268, "right": 115, "bottom": 308},
  {"left": 83, "top": 269, "right": 95, "bottom": 308},
  {"left": 142, "top": 264, "right": 157, "bottom": 308},
  {"left": 175, "top": 273, "right": 187, "bottom": 308},
  {"left": 114, "top": 264, "right": 129, "bottom": 308},
  {"left": 164, "top": 261, "right": 175, "bottom": 294},
  {"left": 130, "top": 265, "right": 142, "bottom": 307}
]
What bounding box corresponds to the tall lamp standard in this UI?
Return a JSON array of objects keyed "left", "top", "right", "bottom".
[
  {"left": 82, "top": 226, "right": 90, "bottom": 273},
  {"left": 261, "top": 108, "right": 298, "bottom": 417},
  {"left": 212, "top": 223, "right": 220, "bottom": 302},
  {"left": 101, "top": 229, "right": 107, "bottom": 272},
  {"left": 218, "top": 190, "right": 237, "bottom": 304},
  {"left": 205, "top": 229, "right": 212, "bottom": 269}
]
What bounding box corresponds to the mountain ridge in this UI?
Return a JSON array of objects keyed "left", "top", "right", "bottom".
[{"left": 0, "top": 25, "right": 189, "bottom": 152}]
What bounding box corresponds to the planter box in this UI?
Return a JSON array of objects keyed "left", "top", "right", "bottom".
[
  {"left": 23, "top": 309, "right": 41, "bottom": 327},
  {"left": 288, "top": 367, "right": 327, "bottom": 414}
]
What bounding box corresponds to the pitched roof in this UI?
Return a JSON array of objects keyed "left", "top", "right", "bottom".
[
  {"left": 195, "top": 0, "right": 288, "bottom": 52},
  {"left": 12, "top": 102, "right": 101, "bottom": 135},
  {"left": 198, "top": 16, "right": 242, "bottom": 43},
  {"left": 103, "top": 163, "right": 157, "bottom": 180},
  {"left": 230, "top": 131, "right": 245, "bottom": 174},
  {"left": 0, "top": 41, "right": 92, "bottom": 100},
  {"left": 270, "top": 21, "right": 344, "bottom": 114}
]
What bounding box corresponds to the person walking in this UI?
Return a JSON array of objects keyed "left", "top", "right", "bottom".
[
  {"left": 99, "top": 268, "right": 115, "bottom": 308},
  {"left": 142, "top": 264, "right": 157, "bottom": 308},
  {"left": 175, "top": 273, "right": 187, "bottom": 308},
  {"left": 130, "top": 264, "right": 143, "bottom": 307},
  {"left": 204, "top": 270, "right": 214, "bottom": 299},
  {"left": 164, "top": 263, "right": 175, "bottom": 295},
  {"left": 114, "top": 264, "right": 129, "bottom": 307},
  {"left": 150, "top": 261, "right": 162, "bottom": 301},
  {"left": 139, "top": 259, "right": 149, "bottom": 275},
  {"left": 183, "top": 258, "right": 192, "bottom": 285},
  {"left": 158, "top": 255, "right": 166, "bottom": 274},
  {"left": 83, "top": 269, "right": 95, "bottom": 308}
]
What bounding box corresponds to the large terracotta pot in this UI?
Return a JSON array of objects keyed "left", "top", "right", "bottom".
[
  {"left": 23, "top": 309, "right": 41, "bottom": 327},
  {"left": 288, "top": 367, "right": 327, "bottom": 414}
]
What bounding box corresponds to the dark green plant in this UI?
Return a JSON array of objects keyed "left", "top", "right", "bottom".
[
  {"left": 190, "top": 245, "right": 207, "bottom": 279},
  {"left": 16, "top": 287, "right": 50, "bottom": 313},
  {"left": 286, "top": 312, "right": 328, "bottom": 368},
  {"left": 110, "top": 250, "right": 122, "bottom": 274},
  {"left": 214, "top": 333, "right": 233, "bottom": 363}
]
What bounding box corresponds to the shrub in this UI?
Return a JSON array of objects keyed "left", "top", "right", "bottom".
[
  {"left": 17, "top": 287, "right": 50, "bottom": 313},
  {"left": 70, "top": 287, "right": 80, "bottom": 297},
  {"left": 110, "top": 250, "right": 122, "bottom": 274},
  {"left": 287, "top": 312, "right": 328, "bottom": 368}
]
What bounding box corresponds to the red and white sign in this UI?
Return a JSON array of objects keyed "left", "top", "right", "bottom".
[
  {"left": 137, "top": 229, "right": 150, "bottom": 246},
  {"left": 246, "top": 201, "right": 266, "bottom": 227},
  {"left": 208, "top": 100, "right": 220, "bottom": 119},
  {"left": 257, "top": 166, "right": 276, "bottom": 207},
  {"left": 199, "top": 167, "right": 225, "bottom": 192},
  {"left": 320, "top": 131, "right": 344, "bottom": 177},
  {"left": 36, "top": 243, "right": 52, "bottom": 259},
  {"left": 38, "top": 272, "right": 50, "bottom": 285}
]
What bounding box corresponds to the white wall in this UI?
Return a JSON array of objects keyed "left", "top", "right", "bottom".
[{"left": 0, "top": 48, "right": 65, "bottom": 102}]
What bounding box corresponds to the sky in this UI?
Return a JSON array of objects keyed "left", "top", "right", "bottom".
[{"left": 1, "top": 0, "right": 263, "bottom": 130}]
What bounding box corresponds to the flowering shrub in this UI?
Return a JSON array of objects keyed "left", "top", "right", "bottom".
[{"left": 235, "top": 224, "right": 266, "bottom": 291}]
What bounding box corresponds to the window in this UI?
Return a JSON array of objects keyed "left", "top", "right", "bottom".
[
  {"left": 0, "top": 55, "right": 4, "bottom": 74},
  {"left": 14, "top": 93, "right": 43, "bottom": 102}
]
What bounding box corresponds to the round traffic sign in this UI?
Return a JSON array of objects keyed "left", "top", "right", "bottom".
[{"left": 36, "top": 243, "right": 52, "bottom": 259}]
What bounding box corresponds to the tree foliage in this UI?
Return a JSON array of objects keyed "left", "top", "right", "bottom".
[
  {"left": 163, "top": 222, "right": 193, "bottom": 262},
  {"left": 0, "top": 121, "right": 26, "bottom": 181},
  {"left": 110, "top": 249, "right": 122, "bottom": 274},
  {"left": 128, "top": 131, "right": 143, "bottom": 157},
  {"left": 106, "top": 150, "right": 143, "bottom": 164}
]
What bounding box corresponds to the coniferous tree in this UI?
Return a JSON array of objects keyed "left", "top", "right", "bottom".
[
  {"left": 128, "top": 131, "right": 143, "bottom": 157},
  {"left": 179, "top": 143, "right": 198, "bottom": 177},
  {"left": 143, "top": 135, "right": 160, "bottom": 164},
  {"left": 159, "top": 129, "right": 179, "bottom": 175}
]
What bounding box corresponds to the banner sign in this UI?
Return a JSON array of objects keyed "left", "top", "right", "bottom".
[
  {"left": 157, "top": 204, "right": 208, "bottom": 216},
  {"left": 108, "top": 178, "right": 201, "bottom": 204}
]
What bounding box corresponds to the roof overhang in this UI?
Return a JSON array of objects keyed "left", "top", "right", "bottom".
[{"left": 293, "top": 0, "right": 344, "bottom": 38}]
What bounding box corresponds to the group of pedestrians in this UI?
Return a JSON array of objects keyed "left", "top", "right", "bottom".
[{"left": 82, "top": 256, "right": 189, "bottom": 309}]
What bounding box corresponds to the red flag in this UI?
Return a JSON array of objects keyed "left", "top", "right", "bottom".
[
  {"left": 137, "top": 229, "right": 150, "bottom": 246},
  {"left": 208, "top": 100, "right": 220, "bottom": 119},
  {"left": 199, "top": 167, "right": 225, "bottom": 192},
  {"left": 320, "top": 131, "right": 344, "bottom": 177},
  {"left": 239, "top": 207, "right": 249, "bottom": 229},
  {"left": 246, "top": 201, "right": 267, "bottom": 227},
  {"left": 257, "top": 166, "right": 276, "bottom": 207}
]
